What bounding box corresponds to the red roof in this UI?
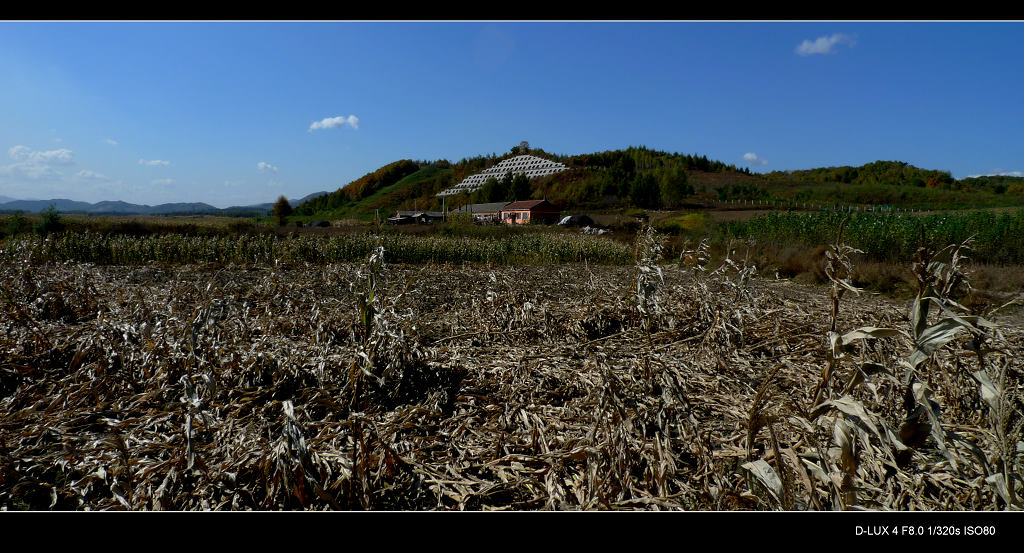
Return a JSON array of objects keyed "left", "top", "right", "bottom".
[{"left": 503, "top": 199, "right": 557, "bottom": 211}]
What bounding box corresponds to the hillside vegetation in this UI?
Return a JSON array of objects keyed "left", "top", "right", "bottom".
[
  {"left": 294, "top": 146, "right": 755, "bottom": 220},
  {"left": 294, "top": 148, "right": 1024, "bottom": 221},
  {"left": 758, "top": 161, "right": 1024, "bottom": 209}
]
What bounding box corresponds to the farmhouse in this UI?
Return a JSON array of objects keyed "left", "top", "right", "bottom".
[
  {"left": 450, "top": 201, "right": 509, "bottom": 223},
  {"left": 387, "top": 210, "right": 445, "bottom": 225},
  {"left": 500, "top": 199, "right": 561, "bottom": 225}
]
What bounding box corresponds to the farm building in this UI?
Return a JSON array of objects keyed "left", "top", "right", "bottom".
[
  {"left": 500, "top": 199, "right": 561, "bottom": 225},
  {"left": 387, "top": 210, "right": 445, "bottom": 225},
  {"left": 450, "top": 202, "right": 509, "bottom": 223}
]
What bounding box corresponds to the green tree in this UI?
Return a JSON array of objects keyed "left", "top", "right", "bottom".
[
  {"left": 599, "top": 172, "right": 620, "bottom": 199},
  {"left": 609, "top": 155, "right": 636, "bottom": 186},
  {"left": 491, "top": 173, "right": 513, "bottom": 203},
  {"left": 656, "top": 165, "right": 691, "bottom": 208},
  {"left": 4, "top": 210, "right": 31, "bottom": 237},
  {"left": 629, "top": 173, "right": 661, "bottom": 209},
  {"left": 511, "top": 173, "right": 531, "bottom": 201},
  {"left": 273, "top": 196, "right": 293, "bottom": 226},
  {"left": 35, "top": 205, "right": 65, "bottom": 237},
  {"left": 473, "top": 177, "right": 502, "bottom": 204}
]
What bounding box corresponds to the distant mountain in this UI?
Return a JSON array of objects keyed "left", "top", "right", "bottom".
[
  {"left": 0, "top": 198, "right": 99, "bottom": 213},
  {"left": 236, "top": 191, "right": 329, "bottom": 210},
  {"left": 293, "top": 191, "right": 329, "bottom": 205},
  {"left": 0, "top": 192, "right": 328, "bottom": 216},
  {"left": 0, "top": 199, "right": 220, "bottom": 215}
]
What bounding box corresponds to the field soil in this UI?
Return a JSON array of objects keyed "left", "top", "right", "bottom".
[{"left": 1, "top": 258, "right": 1021, "bottom": 510}]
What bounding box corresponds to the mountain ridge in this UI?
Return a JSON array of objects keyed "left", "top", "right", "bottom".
[
  {"left": 5, "top": 149, "right": 1024, "bottom": 218},
  {"left": 0, "top": 191, "right": 328, "bottom": 216}
]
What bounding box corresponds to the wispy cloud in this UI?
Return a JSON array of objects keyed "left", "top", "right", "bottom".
[
  {"left": 257, "top": 161, "right": 278, "bottom": 173},
  {"left": 1, "top": 145, "right": 75, "bottom": 180},
  {"left": 105, "top": 138, "right": 119, "bottom": 146},
  {"left": 151, "top": 178, "right": 175, "bottom": 186},
  {"left": 795, "top": 33, "right": 856, "bottom": 56},
  {"left": 76, "top": 169, "right": 109, "bottom": 180},
  {"left": 139, "top": 159, "right": 170, "bottom": 167},
  {"left": 967, "top": 169, "right": 1023, "bottom": 178},
  {"left": 743, "top": 152, "right": 768, "bottom": 166},
  {"left": 10, "top": 145, "right": 74, "bottom": 165},
  {"left": 309, "top": 115, "right": 359, "bottom": 132}
]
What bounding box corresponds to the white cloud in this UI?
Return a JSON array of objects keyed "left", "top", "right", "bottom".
[
  {"left": 967, "top": 169, "right": 1023, "bottom": 178},
  {"left": 151, "top": 178, "right": 175, "bottom": 186},
  {"left": 309, "top": 115, "right": 359, "bottom": 131},
  {"left": 105, "top": 138, "right": 118, "bottom": 146},
  {"left": 1, "top": 145, "right": 75, "bottom": 180},
  {"left": 139, "top": 159, "right": 170, "bottom": 166},
  {"left": 8, "top": 145, "right": 31, "bottom": 160},
  {"left": 743, "top": 152, "right": 768, "bottom": 166},
  {"left": 257, "top": 161, "right": 278, "bottom": 173},
  {"left": 9, "top": 145, "right": 74, "bottom": 164},
  {"left": 796, "top": 33, "right": 856, "bottom": 56},
  {"left": 76, "top": 169, "right": 109, "bottom": 180}
]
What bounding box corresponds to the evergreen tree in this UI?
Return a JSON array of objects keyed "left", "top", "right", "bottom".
[
  {"left": 656, "top": 165, "right": 691, "bottom": 208},
  {"left": 273, "top": 196, "right": 292, "bottom": 226},
  {"left": 35, "top": 205, "right": 64, "bottom": 237},
  {"left": 511, "top": 173, "right": 531, "bottom": 201},
  {"left": 629, "top": 174, "right": 661, "bottom": 209},
  {"left": 495, "top": 173, "right": 514, "bottom": 202}
]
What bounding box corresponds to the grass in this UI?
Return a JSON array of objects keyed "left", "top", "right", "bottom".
[{"left": 722, "top": 209, "right": 1024, "bottom": 265}]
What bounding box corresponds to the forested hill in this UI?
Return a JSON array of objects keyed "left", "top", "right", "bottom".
[
  {"left": 749, "top": 160, "right": 1024, "bottom": 207},
  {"left": 764, "top": 160, "right": 1024, "bottom": 195},
  {"left": 294, "top": 146, "right": 754, "bottom": 220},
  {"left": 764, "top": 160, "right": 955, "bottom": 188},
  {"left": 295, "top": 150, "right": 1024, "bottom": 221}
]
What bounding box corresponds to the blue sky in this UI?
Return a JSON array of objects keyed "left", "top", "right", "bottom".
[{"left": 1, "top": 21, "right": 1022, "bottom": 208}]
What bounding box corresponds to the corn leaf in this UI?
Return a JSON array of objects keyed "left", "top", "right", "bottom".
[
  {"left": 742, "top": 459, "right": 783, "bottom": 506},
  {"left": 971, "top": 370, "right": 1001, "bottom": 412}
]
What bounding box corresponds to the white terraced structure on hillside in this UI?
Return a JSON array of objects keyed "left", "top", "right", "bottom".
[{"left": 436, "top": 154, "right": 568, "bottom": 197}]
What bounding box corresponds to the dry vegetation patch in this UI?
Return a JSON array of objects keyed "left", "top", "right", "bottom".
[{"left": 1, "top": 234, "right": 1021, "bottom": 510}]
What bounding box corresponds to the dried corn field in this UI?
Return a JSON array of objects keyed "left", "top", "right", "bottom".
[{"left": 1, "top": 231, "right": 1022, "bottom": 511}]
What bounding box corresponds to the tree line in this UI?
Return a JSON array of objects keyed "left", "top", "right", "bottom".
[{"left": 762, "top": 160, "right": 1024, "bottom": 196}]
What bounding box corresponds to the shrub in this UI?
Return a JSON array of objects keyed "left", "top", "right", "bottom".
[
  {"left": 3, "top": 211, "right": 31, "bottom": 238},
  {"left": 273, "top": 196, "right": 292, "bottom": 226},
  {"left": 34, "top": 206, "right": 65, "bottom": 237}
]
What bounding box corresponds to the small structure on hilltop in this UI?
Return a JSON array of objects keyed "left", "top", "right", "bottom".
[{"left": 500, "top": 199, "right": 561, "bottom": 225}]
